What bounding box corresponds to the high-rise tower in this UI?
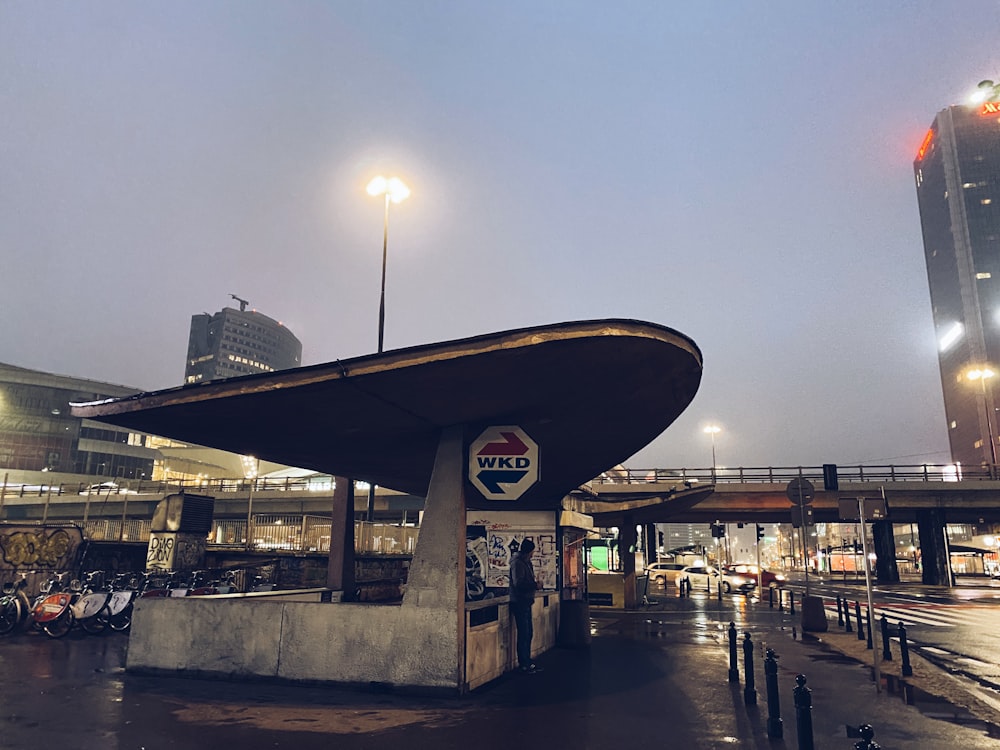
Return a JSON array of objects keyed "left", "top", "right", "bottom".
[
  {"left": 915, "top": 81, "right": 1000, "bottom": 467},
  {"left": 184, "top": 297, "right": 302, "bottom": 384}
]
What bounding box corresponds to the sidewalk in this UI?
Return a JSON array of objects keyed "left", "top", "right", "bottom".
[{"left": 583, "top": 597, "right": 1000, "bottom": 749}]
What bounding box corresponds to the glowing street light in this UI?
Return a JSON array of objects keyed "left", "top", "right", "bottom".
[
  {"left": 966, "top": 367, "right": 998, "bottom": 467},
  {"left": 366, "top": 176, "right": 410, "bottom": 353}
]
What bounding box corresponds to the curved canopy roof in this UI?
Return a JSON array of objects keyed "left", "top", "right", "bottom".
[{"left": 72, "top": 319, "right": 702, "bottom": 501}]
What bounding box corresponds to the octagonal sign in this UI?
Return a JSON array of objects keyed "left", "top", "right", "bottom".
[{"left": 469, "top": 425, "right": 539, "bottom": 500}]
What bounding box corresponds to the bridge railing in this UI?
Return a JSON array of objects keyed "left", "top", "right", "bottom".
[
  {"left": 2, "top": 464, "right": 993, "bottom": 502},
  {"left": 592, "top": 464, "right": 991, "bottom": 485}
]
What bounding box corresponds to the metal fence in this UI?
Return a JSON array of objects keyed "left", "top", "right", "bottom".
[
  {"left": 82, "top": 518, "right": 151, "bottom": 543},
  {"left": 66, "top": 515, "right": 419, "bottom": 556},
  {"left": 205, "top": 516, "right": 417, "bottom": 555}
]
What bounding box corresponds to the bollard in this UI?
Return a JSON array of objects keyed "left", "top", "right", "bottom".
[
  {"left": 743, "top": 632, "right": 757, "bottom": 706},
  {"left": 728, "top": 622, "right": 739, "bottom": 682},
  {"left": 898, "top": 621, "right": 913, "bottom": 677},
  {"left": 793, "top": 674, "right": 814, "bottom": 750},
  {"left": 779, "top": 588, "right": 785, "bottom": 612},
  {"left": 764, "top": 648, "right": 783, "bottom": 738},
  {"left": 880, "top": 614, "right": 892, "bottom": 661},
  {"left": 789, "top": 590, "right": 795, "bottom": 615},
  {"left": 769, "top": 586, "right": 774, "bottom": 609},
  {"left": 718, "top": 580, "right": 723, "bottom": 601},
  {"left": 855, "top": 601, "right": 865, "bottom": 641},
  {"left": 852, "top": 723, "right": 882, "bottom": 750},
  {"left": 707, "top": 574, "right": 711, "bottom": 593},
  {"left": 866, "top": 608, "right": 873, "bottom": 650},
  {"left": 845, "top": 598, "right": 853, "bottom": 633},
  {"left": 836, "top": 595, "right": 844, "bottom": 627}
]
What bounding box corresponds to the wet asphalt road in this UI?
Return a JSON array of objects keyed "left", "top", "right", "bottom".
[{"left": 4, "top": 595, "right": 1000, "bottom": 750}]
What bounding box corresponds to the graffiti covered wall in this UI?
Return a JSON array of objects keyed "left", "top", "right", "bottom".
[
  {"left": 0, "top": 523, "right": 84, "bottom": 573},
  {"left": 466, "top": 510, "right": 557, "bottom": 598}
]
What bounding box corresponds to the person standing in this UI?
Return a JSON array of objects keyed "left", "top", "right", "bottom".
[{"left": 509, "top": 538, "right": 541, "bottom": 673}]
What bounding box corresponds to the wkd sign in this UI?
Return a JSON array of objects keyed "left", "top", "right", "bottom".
[{"left": 469, "top": 426, "right": 539, "bottom": 500}]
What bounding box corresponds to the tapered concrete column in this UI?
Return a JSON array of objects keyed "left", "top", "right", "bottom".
[
  {"left": 621, "top": 519, "right": 638, "bottom": 609},
  {"left": 400, "top": 425, "right": 466, "bottom": 687},
  {"left": 326, "top": 477, "right": 356, "bottom": 598},
  {"left": 916, "top": 508, "right": 952, "bottom": 586},
  {"left": 872, "top": 520, "right": 900, "bottom": 584}
]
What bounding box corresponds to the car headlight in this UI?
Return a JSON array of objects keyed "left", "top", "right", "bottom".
[{"left": 774, "top": 574, "right": 786, "bottom": 581}]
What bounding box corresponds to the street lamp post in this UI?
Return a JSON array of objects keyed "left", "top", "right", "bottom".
[
  {"left": 966, "top": 367, "right": 998, "bottom": 469},
  {"left": 704, "top": 425, "right": 721, "bottom": 479},
  {"left": 366, "top": 176, "right": 410, "bottom": 354}
]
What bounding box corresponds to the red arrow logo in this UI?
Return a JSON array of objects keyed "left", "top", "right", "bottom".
[{"left": 478, "top": 431, "right": 529, "bottom": 456}]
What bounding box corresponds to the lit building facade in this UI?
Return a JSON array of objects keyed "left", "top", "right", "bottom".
[
  {"left": 184, "top": 303, "right": 302, "bottom": 384},
  {"left": 915, "top": 84, "right": 1000, "bottom": 467},
  {"left": 0, "top": 362, "right": 154, "bottom": 481},
  {"left": 0, "top": 362, "right": 288, "bottom": 489}
]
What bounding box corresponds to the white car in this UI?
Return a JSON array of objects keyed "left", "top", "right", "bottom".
[
  {"left": 674, "top": 565, "right": 757, "bottom": 593},
  {"left": 79, "top": 482, "right": 137, "bottom": 495},
  {"left": 644, "top": 561, "right": 687, "bottom": 584}
]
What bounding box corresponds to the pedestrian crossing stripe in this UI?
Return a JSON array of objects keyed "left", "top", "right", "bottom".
[{"left": 820, "top": 601, "right": 988, "bottom": 629}]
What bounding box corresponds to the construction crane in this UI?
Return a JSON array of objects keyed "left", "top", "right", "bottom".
[{"left": 230, "top": 294, "right": 249, "bottom": 312}]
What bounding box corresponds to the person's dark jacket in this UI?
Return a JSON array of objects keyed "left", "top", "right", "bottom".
[{"left": 508, "top": 550, "right": 537, "bottom": 604}]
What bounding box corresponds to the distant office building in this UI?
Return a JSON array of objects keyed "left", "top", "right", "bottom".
[
  {"left": 0, "top": 362, "right": 153, "bottom": 481},
  {"left": 0, "top": 362, "right": 294, "bottom": 491},
  {"left": 915, "top": 81, "right": 1000, "bottom": 467},
  {"left": 184, "top": 297, "right": 302, "bottom": 384}
]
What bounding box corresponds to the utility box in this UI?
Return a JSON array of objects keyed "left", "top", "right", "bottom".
[{"left": 147, "top": 492, "right": 215, "bottom": 571}]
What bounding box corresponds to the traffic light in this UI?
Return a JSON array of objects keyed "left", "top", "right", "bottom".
[
  {"left": 823, "top": 463, "right": 839, "bottom": 491},
  {"left": 710, "top": 523, "right": 726, "bottom": 538},
  {"left": 756, "top": 524, "right": 765, "bottom": 541}
]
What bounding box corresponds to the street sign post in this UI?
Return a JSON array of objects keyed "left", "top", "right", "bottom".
[
  {"left": 786, "top": 478, "right": 815, "bottom": 596},
  {"left": 785, "top": 477, "right": 815, "bottom": 505},
  {"left": 468, "top": 426, "right": 539, "bottom": 501}
]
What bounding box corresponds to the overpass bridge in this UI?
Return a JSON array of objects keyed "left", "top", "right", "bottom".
[
  {"left": 4, "top": 464, "right": 999, "bottom": 587},
  {"left": 579, "top": 464, "right": 1000, "bottom": 524},
  {"left": 572, "top": 464, "right": 1000, "bottom": 588},
  {"left": 5, "top": 464, "right": 1000, "bottom": 528}
]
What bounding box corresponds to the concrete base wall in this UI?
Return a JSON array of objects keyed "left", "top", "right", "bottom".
[
  {"left": 127, "top": 592, "right": 559, "bottom": 692},
  {"left": 464, "top": 593, "right": 559, "bottom": 690},
  {"left": 128, "top": 596, "right": 462, "bottom": 690}
]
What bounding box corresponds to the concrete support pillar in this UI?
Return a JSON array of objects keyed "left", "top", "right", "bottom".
[
  {"left": 400, "top": 426, "right": 466, "bottom": 685},
  {"left": 916, "top": 508, "right": 952, "bottom": 586},
  {"left": 872, "top": 521, "right": 900, "bottom": 584},
  {"left": 644, "top": 522, "right": 657, "bottom": 567},
  {"left": 326, "top": 477, "right": 356, "bottom": 598},
  {"left": 621, "top": 519, "right": 637, "bottom": 609}
]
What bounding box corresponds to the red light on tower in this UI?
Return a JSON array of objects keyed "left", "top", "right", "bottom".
[{"left": 916, "top": 129, "right": 934, "bottom": 161}]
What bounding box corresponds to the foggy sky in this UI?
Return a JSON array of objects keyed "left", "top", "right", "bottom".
[{"left": 3, "top": 2, "right": 999, "bottom": 471}]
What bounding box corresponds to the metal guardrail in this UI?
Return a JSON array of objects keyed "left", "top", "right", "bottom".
[
  {"left": 0, "top": 475, "right": 339, "bottom": 498},
  {"left": 591, "top": 464, "right": 991, "bottom": 485},
  {"left": 75, "top": 516, "right": 415, "bottom": 556},
  {"left": 2, "top": 464, "right": 992, "bottom": 500}
]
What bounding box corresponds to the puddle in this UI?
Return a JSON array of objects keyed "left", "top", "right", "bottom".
[
  {"left": 806, "top": 653, "right": 860, "bottom": 666},
  {"left": 902, "top": 683, "right": 1000, "bottom": 740}
]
